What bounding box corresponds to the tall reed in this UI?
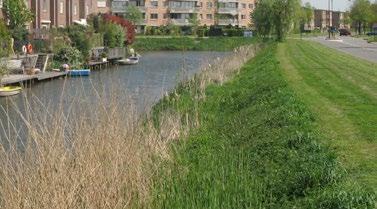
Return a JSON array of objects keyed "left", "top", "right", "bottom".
[{"left": 0, "top": 44, "right": 259, "bottom": 209}]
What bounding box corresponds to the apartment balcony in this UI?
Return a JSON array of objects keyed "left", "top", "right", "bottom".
[
  {"left": 112, "top": 0, "right": 128, "bottom": 13},
  {"left": 217, "top": 8, "right": 239, "bottom": 15},
  {"left": 218, "top": 19, "right": 239, "bottom": 26},
  {"left": 170, "top": 19, "right": 190, "bottom": 25},
  {"left": 169, "top": 7, "right": 198, "bottom": 13}
]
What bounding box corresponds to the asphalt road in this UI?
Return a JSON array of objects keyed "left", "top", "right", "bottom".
[{"left": 309, "top": 36, "right": 377, "bottom": 63}]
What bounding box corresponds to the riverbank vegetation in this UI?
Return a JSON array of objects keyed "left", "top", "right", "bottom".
[
  {"left": 0, "top": 44, "right": 258, "bottom": 208},
  {"left": 150, "top": 42, "right": 375, "bottom": 208},
  {"left": 132, "top": 36, "right": 255, "bottom": 51}
]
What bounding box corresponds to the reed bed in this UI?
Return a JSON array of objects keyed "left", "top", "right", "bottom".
[{"left": 0, "top": 44, "right": 259, "bottom": 209}]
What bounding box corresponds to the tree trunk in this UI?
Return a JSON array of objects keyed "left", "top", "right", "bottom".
[{"left": 358, "top": 21, "right": 361, "bottom": 35}]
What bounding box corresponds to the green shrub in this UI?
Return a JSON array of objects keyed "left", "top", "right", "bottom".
[
  {"left": 54, "top": 46, "right": 83, "bottom": 69},
  {"left": 0, "top": 20, "right": 11, "bottom": 57},
  {"left": 102, "top": 23, "right": 125, "bottom": 48},
  {"left": 67, "top": 25, "right": 91, "bottom": 59}
]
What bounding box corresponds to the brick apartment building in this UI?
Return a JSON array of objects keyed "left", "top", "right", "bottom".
[
  {"left": 312, "top": 9, "right": 348, "bottom": 30},
  {"left": 0, "top": 0, "right": 109, "bottom": 30},
  {"left": 111, "top": 0, "right": 256, "bottom": 28}
]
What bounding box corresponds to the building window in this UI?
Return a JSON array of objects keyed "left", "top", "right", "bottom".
[
  {"left": 73, "top": 4, "right": 77, "bottom": 16},
  {"left": 199, "top": 14, "right": 202, "bottom": 19},
  {"left": 241, "top": 14, "right": 246, "bottom": 19},
  {"left": 206, "top": 2, "right": 212, "bottom": 8},
  {"left": 150, "top": 1, "right": 158, "bottom": 7},
  {"left": 150, "top": 13, "right": 158, "bottom": 19},
  {"left": 59, "top": 1, "right": 64, "bottom": 14},
  {"left": 206, "top": 14, "right": 212, "bottom": 19},
  {"left": 42, "top": 0, "right": 47, "bottom": 11},
  {"left": 163, "top": 13, "right": 168, "bottom": 19},
  {"left": 198, "top": 2, "right": 202, "bottom": 7},
  {"left": 248, "top": 3, "right": 253, "bottom": 9},
  {"left": 242, "top": 3, "right": 246, "bottom": 8}
]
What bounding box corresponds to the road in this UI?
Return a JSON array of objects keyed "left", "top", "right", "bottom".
[{"left": 310, "top": 36, "right": 377, "bottom": 63}]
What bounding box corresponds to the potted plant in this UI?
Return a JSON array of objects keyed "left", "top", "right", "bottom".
[{"left": 101, "top": 52, "right": 108, "bottom": 62}]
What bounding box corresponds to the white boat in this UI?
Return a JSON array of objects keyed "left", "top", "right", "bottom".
[
  {"left": 118, "top": 56, "right": 139, "bottom": 65},
  {"left": 0, "top": 86, "right": 22, "bottom": 97}
]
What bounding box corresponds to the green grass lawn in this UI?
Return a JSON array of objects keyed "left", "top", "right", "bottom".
[
  {"left": 131, "top": 36, "right": 255, "bottom": 51},
  {"left": 278, "top": 40, "right": 377, "bottom": 193},
  {"left": 151, "top": 43, "right": 375, "bottom": 208}
]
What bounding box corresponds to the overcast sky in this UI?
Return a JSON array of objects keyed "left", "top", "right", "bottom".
[{"left": 303, "top": 0, "right": 352, "bottom": 11}]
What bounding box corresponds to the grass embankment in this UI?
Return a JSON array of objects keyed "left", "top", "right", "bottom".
[
  {"left": 151, "top": 44, "right": 375, "bottom": 208},
  {"left": 278, "top": 40, "right": 377, "bottom": 192},
  {"left": 132, "top": 37, "right": 255, "bottom": 51}
]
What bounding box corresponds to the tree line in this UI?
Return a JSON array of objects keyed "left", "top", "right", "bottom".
[{"left": 252, "top": 0, "right": 377, "bottom": 40}]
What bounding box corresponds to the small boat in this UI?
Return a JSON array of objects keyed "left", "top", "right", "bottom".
[
  {"left": 118, "top": 56, "right": 139, "bottom": 65},
  {"left": 68, "top": 69, "right": 91, "bottom": 76},
  {"left": 0, "top": 86, "right": 22, "bottom": 97}
]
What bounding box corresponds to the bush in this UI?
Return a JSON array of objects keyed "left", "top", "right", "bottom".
[
  {"left": 67, "top": 25, "right": 91, "bottom": 59},
  {"left": 208, "top": 26, "right": 223, "bottom": 36},
  {"left": 0, "top": 20, "right": 11, "bottom": 57},
  {"left": 223, "top": 28, "right": 244, "bottom": 37},
  {"left": 102, "top": 23, "right": 125, "bottom": 48},
  {"left": 54, "top": 46, "right": 83, "bottom": 69}
]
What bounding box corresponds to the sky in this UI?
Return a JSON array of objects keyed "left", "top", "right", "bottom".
[{"left": 303, "top": 0, "right": 352, "bottom": 11}]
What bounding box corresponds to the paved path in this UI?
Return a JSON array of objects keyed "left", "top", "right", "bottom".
[{"left": 309, "top": 36, "right": 377, "bottom": 63}]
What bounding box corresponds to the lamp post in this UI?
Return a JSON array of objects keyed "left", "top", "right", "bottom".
[{"left": 328, "top": 0, "right": 334, "bottom": 39}]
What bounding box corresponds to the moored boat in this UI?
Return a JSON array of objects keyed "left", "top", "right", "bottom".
[
  {"left": 0, "top": 86, "right": 22, "bottom": 97},
  {"left": 117, "top": 56, "right": 139, "bottom": 65},
  {"left": 68, "top": 69, "right": 91, "bottom": 76}
]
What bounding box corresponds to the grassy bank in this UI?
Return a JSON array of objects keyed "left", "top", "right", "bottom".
[
  {"left": 278, "top": 40, "right": 377, "bottom": 192},
  {"left": 151, "top": 44, "right": 375, "bottom": 208},
  {"left": 132, "top": 37, "right": 255, "bottom": 51}
]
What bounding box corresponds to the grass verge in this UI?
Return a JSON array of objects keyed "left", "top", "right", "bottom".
[
  {"left": 278, "top": 40, "right": 377, "bottom": 193},
  {"left": 151, "top": 44, "right": 375, "bottom": 208},
  {"left": 131, "top": 37, "right": 255, "bottom": 51}
]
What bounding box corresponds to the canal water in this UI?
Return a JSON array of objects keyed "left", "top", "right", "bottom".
[{"left": 0, "top": 51, "right": 229, "bottom": 145}]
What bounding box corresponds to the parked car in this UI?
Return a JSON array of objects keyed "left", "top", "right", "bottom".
[
  {"left": 366, "top": 31, "right": 377, "bottom": 36},
  {"left": 339, "top": 29, "right": 351, "bottom": 36}
]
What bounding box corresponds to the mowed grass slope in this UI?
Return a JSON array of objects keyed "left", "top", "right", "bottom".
[
  {"left": 278, "top": 40, "right": 377, "bottom": 191},
  {"left": 152, "top": 44, "right": 375, "bottom": 208}
]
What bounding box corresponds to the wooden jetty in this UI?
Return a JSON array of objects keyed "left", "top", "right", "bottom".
[{"left": 2, "top": 72, "right": 68, "bottom": 85}]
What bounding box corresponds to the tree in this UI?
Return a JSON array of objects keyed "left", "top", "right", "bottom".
[
  {"left": 350, "top": 0, "right": 372, "bottom": 34},
  {"left": 124, "top": 5, "right": 143, "bottom": 25},
  {"left": 251, "top": 0, "right": 274, "bottom": 37},
  {"left": 189, "top": 14, "right": 200, "bottom": 36},
  {"left": 3, "top": 0, "right": 33, "bottom": 30},
  {"left": 301, "top": 2, "right": 314, "bottom": 29},
  {"left": 252, "top": 0, "right": 301, "bottom": 41},
  {"left": 102, "top": 23, "right": 126, "bottom": 48}
]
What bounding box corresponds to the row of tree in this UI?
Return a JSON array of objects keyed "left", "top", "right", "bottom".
[
  {"left": 252, "top": 0, "right": 377, "bottom": 41},
  {"left": 349, "top": 0, "right": 377, "bottom": 34}
]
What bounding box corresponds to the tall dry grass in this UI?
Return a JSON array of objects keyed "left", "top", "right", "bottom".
[{"left": 0, "top": 44, "right": 259, "bottom": 209}]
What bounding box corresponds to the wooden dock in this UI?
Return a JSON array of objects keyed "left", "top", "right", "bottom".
[
  {"left": 88, "top": 60, "right": 110, "bottom": 70},
  {"left": 1, "top": 72, "right": 68, "bottom": 85}
]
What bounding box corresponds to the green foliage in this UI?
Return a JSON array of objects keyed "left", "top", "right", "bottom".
[
  {"left": 150, "top": 44, "right": 376, "bottom": 208},
  {"left": 188, "top": 14, "right": 200, "bottom": 36},
  {"left": 54, "top": 46, "right": 83, "bottom": 69},
  {"left": 124, "top": 5, "right": 143, "bottom": 25},
  {"left": 102, "top": 23, "right": 125, "bottom": 48},
  {"left": 3, "top": 0, "right": 33, "bottom": 29},
  {"left": 0, "top": 20, "right": 11, "bottom": 57},
  {"left": 252, "top": 0, "right": 301, "bottom": 41},
  {"left": 350, "top": 0, "right": 372, "bottom": 34},
  {"left": 66, "top": 25, "right": 92, "bottom": 59}
]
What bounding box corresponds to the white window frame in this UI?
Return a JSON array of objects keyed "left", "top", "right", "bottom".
[{"left": 59, "top": 1, "right": 64, "bottom": 14}]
